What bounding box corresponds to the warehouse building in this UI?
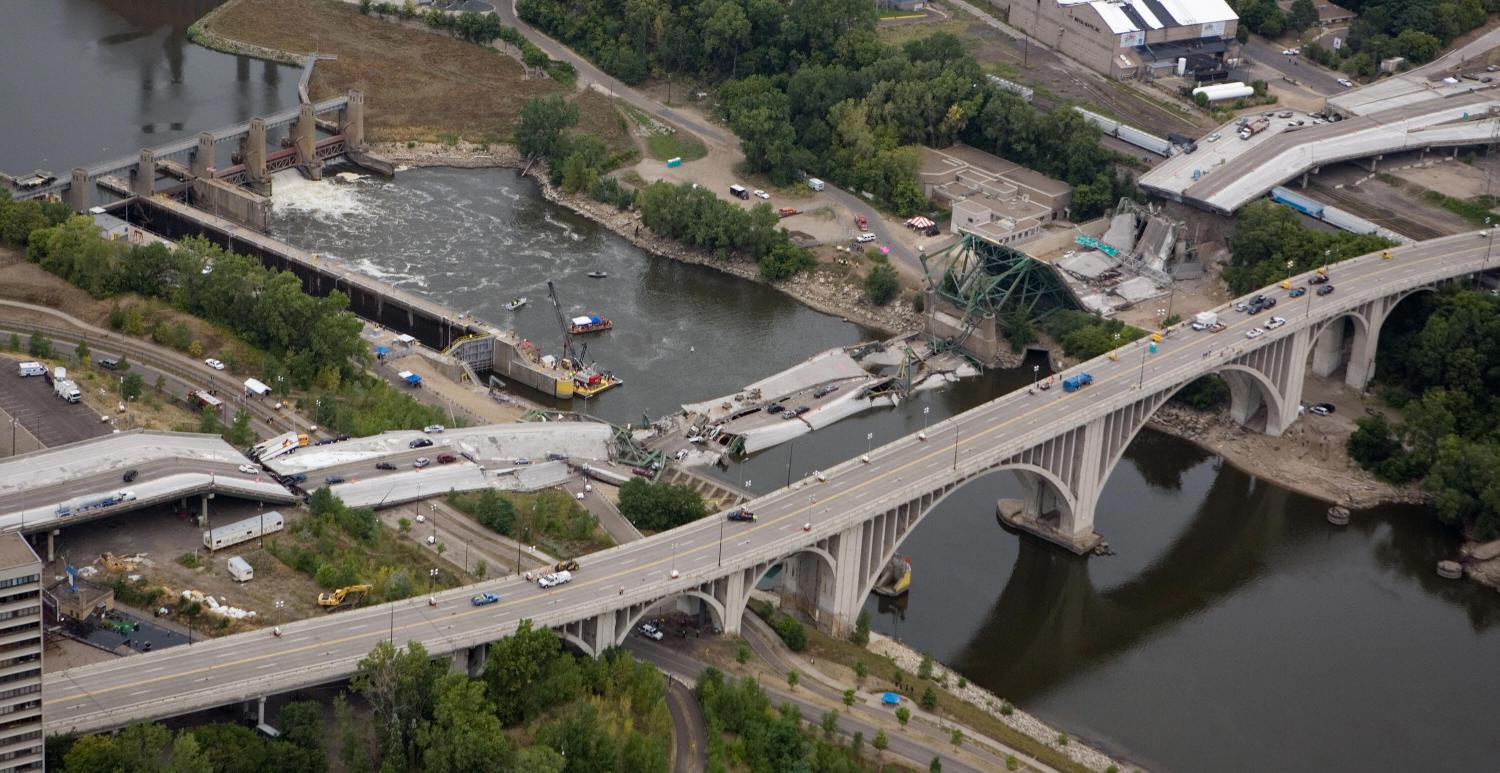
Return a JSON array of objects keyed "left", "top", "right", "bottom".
[
  {"left": 1004, "top": 0, "right": 1239, "bottom": 80},
  {"left": 919, "top": 145, "right": 1072, "bottom": 246}
]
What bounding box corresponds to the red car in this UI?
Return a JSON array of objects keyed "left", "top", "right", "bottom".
[
  {"left": 437, "top": 454, "right": 457, "bottom": 464},
  {"left": 726, "top": 509, "right": 756, "bottom": 522}
]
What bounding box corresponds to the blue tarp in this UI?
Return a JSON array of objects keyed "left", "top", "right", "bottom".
[
  {"left": 403, "top": 373, "right": 422, "bottom": 385},
  {"left": 881, "top": 692, "right": 900, "bottom": 706},
  {"left": 374, "top": 346, "right": 391, "bottom": 355}
]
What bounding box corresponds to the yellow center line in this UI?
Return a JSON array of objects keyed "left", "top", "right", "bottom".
[{"left": 46, "top": 242, "right": 1471, "bottom": 708}]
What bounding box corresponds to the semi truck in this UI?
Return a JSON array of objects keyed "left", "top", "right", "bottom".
[
  {"left": 1062, "top": 373, "right": 1094, "bottom": 393},
  {"left": 250, "top": 430, "right": 308, "bottom": 462},
  {"left": 54, "top": 378, "right": 81, "bottom": 403},
  {"left": 204, "top": 511, "right": 285, "bottom": 551},
  {"left": 56, "top": 490, "right": 136, "bottom": 517}
]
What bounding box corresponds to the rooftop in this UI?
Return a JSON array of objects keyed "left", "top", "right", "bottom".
[
  {"left": 0, "top": 533, "right": 40, "bottom": 570},
  {"left": 1059, "top": 0, "right": 1237, "bottom": 34}
]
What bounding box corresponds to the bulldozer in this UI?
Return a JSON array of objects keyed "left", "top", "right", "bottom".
[
  {"left": 553, "top": 560, "right": 579, "bottom": 572},
  {"left": 317, "top": 584, "right": 373, "bottom": 611}
]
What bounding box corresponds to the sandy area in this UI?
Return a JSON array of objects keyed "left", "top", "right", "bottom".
[{"left": 43, "top": 636, "right": 119, "bottom": 673}]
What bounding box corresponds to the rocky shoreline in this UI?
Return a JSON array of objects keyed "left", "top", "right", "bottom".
[
  {"left": 867, "top": 633, "right": 1129, "bottom": 772},
  {"left": 369, "top": 141, "right": 923, "bottom": 338}
]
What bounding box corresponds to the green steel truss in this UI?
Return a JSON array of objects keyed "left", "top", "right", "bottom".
[{"left": 923, "top": 234, "right": 1077, "bottom": 326}]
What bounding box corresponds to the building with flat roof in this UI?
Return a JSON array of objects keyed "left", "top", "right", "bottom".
[
  {"left": 1002, "top": 0, "right": 1239, "bottom": 80},
  {"left": 919, "top": 145, "right": 1072, "bottom": 246},
  {"left": 0, "top": 535, "right": 42, "bottom": 772}
]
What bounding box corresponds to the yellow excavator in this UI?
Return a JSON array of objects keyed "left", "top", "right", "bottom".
[{"left": 317, "top": 584, "right": 373, "bottom": 611}]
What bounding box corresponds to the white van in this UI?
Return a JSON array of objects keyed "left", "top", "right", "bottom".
[
  {"left": 807, "top": 178, "right": 825, "bottom": 192},
  {"left": 855, "top": 232, "right": 876, "bottom": 243},
  {"left": 227, "top": 556, "right": 254, "bottom": 582},
  {"left": 17, "top": 362, "right": 45, "bottom": 377}
]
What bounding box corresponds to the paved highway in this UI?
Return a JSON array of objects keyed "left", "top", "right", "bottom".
[{"left": 40, "top": 233, "right": 1497, "bottom": 734}]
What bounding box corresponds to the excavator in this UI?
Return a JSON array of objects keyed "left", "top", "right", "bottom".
[{"left": 317, "top": 584, "right": 373, "bottom": 611}]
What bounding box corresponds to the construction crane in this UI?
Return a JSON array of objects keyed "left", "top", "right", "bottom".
[
  {"left": 545, "top": 280, "right": 584, "bottom": 365},
  {"left": 317, "top": 584, "right": 373, "bottom": 611}
]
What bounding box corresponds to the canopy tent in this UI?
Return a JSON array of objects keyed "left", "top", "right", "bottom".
[
  {"left": 906, "top": 216, "right": 935, "bottom": 229},
  {"left": 393, "top": 334, "right": 417, "bottom": 346},
  {"left": 373, "top": 345, "right": 391, "bottom": 355},
  {"left": 570, "top": 315, "right": 602, "bottom": 326}
]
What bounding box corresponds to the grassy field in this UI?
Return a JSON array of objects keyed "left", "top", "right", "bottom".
[
  {"left": 204, "top": 0, "right": 577, "bottom": 145},
  {"left": 617, "top": 102, "right": 707, "bottom": 162},
  {"left": 446, "top": 488, "right": 614, "bottom": 559}
]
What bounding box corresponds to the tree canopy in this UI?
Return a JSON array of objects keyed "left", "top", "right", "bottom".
[{"left": 618, "top": 478, "right": 709, "bottom": 530}]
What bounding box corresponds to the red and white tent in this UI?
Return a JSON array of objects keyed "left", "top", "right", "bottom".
[{"left": 906, "top": 216, "right": 935, "bottom": 229}]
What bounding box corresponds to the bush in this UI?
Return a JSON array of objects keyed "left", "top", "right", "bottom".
[
  {"left": 864, "top": 263, "right": 900, "bottom": 305},
  {"left": 773, "top": 614, "right": 807, "bottom": 652},
  {"left": 617, "top": 478, "right": 707, "bottom": 531},
  {"left": 920, "top": 686, "right": 938, "bottom": 710}
]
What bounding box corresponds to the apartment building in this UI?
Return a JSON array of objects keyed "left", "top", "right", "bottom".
[{"left": 0, "top": 535, "right": 42, "bottom": 773}]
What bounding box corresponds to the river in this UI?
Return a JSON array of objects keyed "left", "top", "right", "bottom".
[{"left": 8, "top": 3, "right": 1500, "bottom": 772}]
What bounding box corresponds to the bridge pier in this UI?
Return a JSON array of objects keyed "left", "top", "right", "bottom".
[
  {"left": 1310, "top": 322, "right": 1344, "bottom": 377},
  {"left": 193, "top": 132, "right": 216, "bottom": 178},
  {"left": 449, "top": 642, "right": 487, "bottom": 677},
  {"left": 242, "top": 118, "right": 271, "bottom": 195},
  {"left": 68, "top": 168, "right": 90, "bottom": 211},
  {"left": 294, "top": 103, "right": 325, "bottom": 181},
  {"left": 132, "top": 150, "right": 156, "bottom": 197},
  {"left": 342, "top": 90, "right": 366, "bottom": 150}
]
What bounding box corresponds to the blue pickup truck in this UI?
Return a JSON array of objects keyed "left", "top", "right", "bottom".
[{"left": 1062, "top": 373, "right": 1094, "bottom": 393}]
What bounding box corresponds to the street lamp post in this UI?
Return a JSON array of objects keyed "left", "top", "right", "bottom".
[
  {"left": 1032, "top": 364, "right": 1039, "bottom": 389},
  {"left": 1137, "top": 339, "right": 1149, "bottom": 390},
  {"left": 716, "top": 513, "right": 725, "bottom": 567},
  {"left": 922, "top": 406, "right": 930, "bottom": 435}
]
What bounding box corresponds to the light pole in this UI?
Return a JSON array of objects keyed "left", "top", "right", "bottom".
[
  {"left": 716, "top": 512, "right": 725, "bottom": 567},
  {"left": 1032, "top": 364, "right": 1039, "bottom": 389},
  {"left": 784, "top": 441, "right": 794, "bottom": 488},
  {"left": 1484, "top": 217, "right": 1495, "bottom": 288},
  {"left": 866, "top": 432, "right": 873, "bottom": 458},
  {"left": 922, "top": 406, "right": 930, "bottom": 435},
  {"left": 1137, "top": 339, "right": 1149, "bottom": 390},
  {"left": 428, "top": 567, "right": 439, "bottom": 594}
]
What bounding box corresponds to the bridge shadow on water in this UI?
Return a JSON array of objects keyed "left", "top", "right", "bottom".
[{"left": 866, "top": 428, "right": 1500, "bottom": 772}]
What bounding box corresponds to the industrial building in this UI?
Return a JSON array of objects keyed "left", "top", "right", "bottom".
[
  {"left": 1003, "top": 0, "right": 1240, "bottom": 80},
  {"left": 919, "top": 145, "right": 1071, "bottom": 246},
  {"left": 0, "top": 535, "right": 42, "bottom": 772}
]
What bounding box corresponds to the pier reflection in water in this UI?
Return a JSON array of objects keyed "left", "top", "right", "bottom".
[{"left": 862, "top": 428, "right": 1500, "bottom": 773}]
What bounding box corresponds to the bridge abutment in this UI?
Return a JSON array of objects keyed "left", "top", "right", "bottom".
[{"left": 294, "top": 103, "right": 324, "bottom": 181}]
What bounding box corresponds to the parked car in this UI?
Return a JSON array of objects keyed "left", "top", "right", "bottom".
[
  {"left": 1310, "top": 404, "right": 1334, "bottom": 416},
  {"left": 1234, "top": 301, "right": 1250, "bottom": 312},
  {"left": 471, "top": 592, "right": 499, "bottom": 606},
  {"left": 727, "top": 508, "right": 756, "bottom": 522},
  {"left": 766, "top": 403, "right": 785, "bottom": 414},
  {"left": 813, "top": 384, "right": 839, "bottom": 399},
  {"left": 1207, "top": 132, "right": 1221, "bottom": 142},
  {"left": 437, "top": 454, "right": 457, "bottom": 464},
  {"left": 204, "top": 358, "right": 225, "bottom": 371},
  {"left": 413, "top": 457, "right": 431, "bottom": 468},
  {"left": 1245, "top": 327, "right": 1265, "bottom": 339},
  {"left": 638, "top": 623, "right": 664, "bottom": 641},
  {"left": 423, "top": 424, "right": 445, "bottom": 434},
  {"left": 1337, "top": 78, "right": 1354, "bottom": 88},
  {"left": 754, "top": 189, "right": 770, "bottom": 200},
  {"left": 923, "top": 225, "right": 941, "bottom": 237},
  {"left": 1317, "top": 285, "right": 1335, "bottom": 296},
  {"left": 409, "top": 437, "right": 434, "bottom": 449},
  {"left": 285, "top": 473, "right": 307, "bottom": 484},
  {"left": 376, "top": 462, "right": 397, "bottom": 470},
  {"left": 854, "top": 232, "right": 876, "bottom": 243},
  {"left": 1266, "top": 316, "right": 1287, "bottom": 330}
]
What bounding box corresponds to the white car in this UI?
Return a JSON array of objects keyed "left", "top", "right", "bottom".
[
  {"left": 1266, "top": 316, "right": 1287, "bottom": 330},
  {"left": 415, "top": 514, "right": 426, "bottom": 523},
  {"left": 1245, "top": 327, "right": 1265, "bottom": 339},
  {"left": 116, "top": 490, "right": 136, "bottom": 502},
  {"left": 1282, "top": 48, "right": 1299, "bottom": 56},
  {"left": 237, "top": 464, "right": 259, "bottom": 475},
  {"left": 423, "top": 424, "right": 444, "bottom": 434},
  {"left": 425, "top": 535, "right": 436, "bottom": 545},
  {"left": 1207, "top": 132, "right": 1221, "bottom": 142},
  {"left": 204, "top": 358, "right": 225, "bottom": 371},
  {"left": 638, "top": 623, "right": 664, "bottom": 641},
  {"left": 855, "top": 232, "right": 876, "bottom": 243},
  {"left": 1337, "top": 78, "right": 1354, "bottom": 88},
  {"left": 413, "top": 457, "right": 431, "bottom": 468},
  {"left": 753, "top": 189, "right": 769, "bottom": 200}
]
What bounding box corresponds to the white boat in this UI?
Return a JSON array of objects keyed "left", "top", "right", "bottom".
[
  {"left": 587, "top": 271, "right": 608, "bottom": 279},
  {"left": 505, "top": 297, "right": 527, "bottom": 311}
]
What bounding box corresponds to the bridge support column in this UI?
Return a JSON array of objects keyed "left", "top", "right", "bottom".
[
  {"left": 243, "top": 117, "right": 270, "bottom": 195},
  {"left": 450, "top": 643, "right": 487, "bottom": 677},
  {"left": 68, "top": 168, "right": 89, "bottom": 212},
  {"left": 1299, "top": 171, "right": 1309, "bottom": 188},
  {"left": 822, "top": 523, "right": 867, "bottom": 637},
  {"left": 294, "top": 103, "right": 324, "bottom": 181},
  {"left": 1345, "top": 314, "right": 1381, "bottom": 392},
  {"left": 132, "top": 149, "right": 155, "bottom": 197},
  {"left": 1310, "top": 322, "right": 1344, "bottom": 377},
  {"left": 1366, "top": 154, "right": 1381, "bottom": 172},
  {"left": 342, "top": 90, "right": 367, "bottom": 150},
  {"left": 192, "top": 132, "right": 215, "bottom": 178},
  {"left": 721, "top": 569, "right": 748, "bottom": 636},
  {"left": 46, "top": 531, "right": 55, "bottom": 562}
]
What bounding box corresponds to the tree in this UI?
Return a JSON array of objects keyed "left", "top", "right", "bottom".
[
  {"left": 512, "top": 746, "right": 567, "bottom": 773},
  {"left": 872, "top": 729, "right": 889, "bottom": 755},
  {"left": 1396, "top": 29, "right": 1440, "bottom": 63},
  {"left": 483, "top": 619, "right": 569, "bottom": 725},
  {"left": 198, "top": 406, "right": 221, "bottom": 435},
  {"left": 787, "top": 670, "right": 799, "bottom": 690},
  {"left": 896, "top": 706, "right": 911, "bottom": 728},
  {"left": 334, "top": 693, "right": 374, "bottom": 773},
  {"left": 227, "top": 409, "right": 255, "bottom": 447},
  {"left": 1287, "top": 0, "right": 1317, "bottom": 32},
  {"left": 515, "top": 95, "right": 580, "bottom": 161},
  {"left": 75, "top": 339, "right": 91, "bottom": 367},
  {"left": 416, "top": 674, "right": 512, "bottom": 773},
  {"left": 165, "top": 732, "right": 213, "bottom": 773},
  {"left": 1347, "top": 414, "right": 1402, "bottom": 469},
  {"left": 842, "top": 688, "right": 856, "bottom": 707},
  {"left": 122, "top": 372, "right": 144, "bottom": 400},
  {"left": 277, "top": 700, "right": 324, "bottom": 752},
  {"left": 26, "top": 332, "right": 50, "bottom": 358},
  {"left": 6, "top": 333, "right": 17, "bottom": 351},
  {"left": 351, "top": 640, "right": 446, "bottom": 768},
  {"left": 853, "top": 659, "right": 868, "bottom": 684},
  {"left": 864, "top": 263, "right": 899, "bottom": 305},
  {"left": 918, "top": 651, "right": 933, "bottom": 681},
  {"left": 950, "top": 728, "right": 964, "bottom": 748},
  {"left": 851, "top": 609, "right": 870, "bottom": 646},
  {"left": 820, "top": 709, "right": 839, "bottom": 739},
  {"left": 920, "top": 686, "right": 938, "bottom": 710},
  {"left": 617, "top": 478, "right": 708, "bottom": 530},
  {"left": 736, "top": 641, "right": 751, "bottom": 664},
  {"left": 931, "top": 757, "right": 943, "bottom": 773}
]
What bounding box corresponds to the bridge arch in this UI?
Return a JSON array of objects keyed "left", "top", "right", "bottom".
[{"left": 620, "top": 589, "right": 727, "bottom": 637}]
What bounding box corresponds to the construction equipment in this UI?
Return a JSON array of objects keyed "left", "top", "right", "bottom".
[
  {"left": 546, "top": 280, "right": 583, "bottom": 365},
  {"left": 317, "top": 584, "right": 373, "bottom": 610}
]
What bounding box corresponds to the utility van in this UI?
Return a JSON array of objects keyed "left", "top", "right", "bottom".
[
  {"left": 729, "top": 184, "right": 749, "bottom": 200},
  {"left": 17, "top": 362, "right": 44, "bottom": 377},
  {"left": 807, "top": 178, "right": 825, "bottom": 192}
]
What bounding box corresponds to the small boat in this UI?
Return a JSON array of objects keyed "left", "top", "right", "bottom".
[
  {"left": 568, "top": 314, "right": 613, "bottom": 335},
  {"left": 587, "top": 270, "right": 608, "bottom": 279},
  {"left": 504, "top": 297, "right": 527, "bottom": 311}
]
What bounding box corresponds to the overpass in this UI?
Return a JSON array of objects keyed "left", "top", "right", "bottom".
[
  {"left": 0, "top": 431, "right": 297, "bottom": 550},
  {"left": 1142, "top": 26, "right": 1500, "bottom": 213},
  {"left": 40, "top": 231, "right": 1499, "bottom": 734}
]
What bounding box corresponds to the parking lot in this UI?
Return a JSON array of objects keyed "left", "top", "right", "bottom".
[{"left": 0, "top": 355, "right": 112, "bottom": 449}]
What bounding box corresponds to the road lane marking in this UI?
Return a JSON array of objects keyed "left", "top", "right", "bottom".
[{"left": 46, "top": 243, "right": 1478, "bottom": 710}]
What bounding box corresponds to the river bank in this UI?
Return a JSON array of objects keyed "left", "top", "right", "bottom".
[{"left": 370, "top": 141, "right": 923, "bottom": 337}]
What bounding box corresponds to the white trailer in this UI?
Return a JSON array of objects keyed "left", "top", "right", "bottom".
[
  {"left": 227, "top": 556, "right": 254, "bottom": 582},
  {"left": 251, "top": 430, "right": 303, "bottom": 462},
  {"left": 203, "top": 511, "right": 285, "bottom": 551},
  {"left": 243, "top": 378, "right": 271, "bottom": 397}
]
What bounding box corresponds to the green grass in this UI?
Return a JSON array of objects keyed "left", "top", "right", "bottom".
[
  {"left": 878, "top": 8, "right": 925, "bottom": 18},
  {"left": 1423, "top": 190, "right": 1500, "bottom": 225},
  {"left": 618, "top": 102, "right": 707, "bottom": 162}
]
